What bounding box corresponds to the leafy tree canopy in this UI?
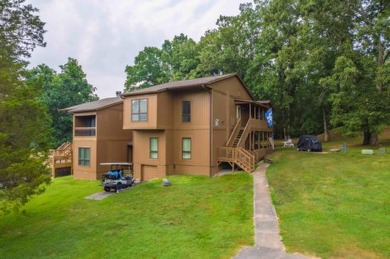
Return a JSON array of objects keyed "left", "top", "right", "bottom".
[
  {"left": 0, "top": 0, "right": 51, "bottom": 213},
  {"left": 124, "top": 33, "right": 201, "bottom": 91},
  {"left": 26, "top": 58, "right": 98, "bottom": 147}
]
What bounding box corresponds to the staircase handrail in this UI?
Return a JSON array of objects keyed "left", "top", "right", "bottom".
[
  {"left": 226, "top": 118, "right": 242, "bottom": 147},
  {"left": 236, "top": 147, "right": 255, "bottom": 172},
  {"left": 237, "top": 119, "right": 253, "bottom": 147}
]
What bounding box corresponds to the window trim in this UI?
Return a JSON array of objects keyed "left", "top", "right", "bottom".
[
  {"left": 131, "top": 98, "right": 148, "bottom": 122},
  {"left": 149, "top": 137, "right": 158, "bottom": 159},
  {"left": 182, "top": 138, "right": 192, "bottom": 160},
  {"left": 181, "top": 100, "right": 191, "bottom": 123},
  {"left": 78, "top": 147, "right": 90, "bottom": 167}
]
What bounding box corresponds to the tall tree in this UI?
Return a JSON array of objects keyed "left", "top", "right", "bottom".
[
  {"left": 124, "top": 47, "right": 166, "bottom": 90},
  {"left": 319, "top": 0, "right": 390, "bottom": 145},
  {"left": 197, "top": 3, "right": 260, "bottom": 80},
  {"left": 0, "top": 0, "right": 51, "bottom": 213},
  {"left": 27, "top": 58, "right": 98, "bottom": 147},
  {"left": 161, "top": 33, "right": 200, "bottom": 80},
  {"left": 124, "top": 34, "right": 200, "bottom": 91}
]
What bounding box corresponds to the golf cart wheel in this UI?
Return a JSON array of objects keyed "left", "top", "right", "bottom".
[
  {"left": 115, "top": 183, "right": 122, "bottom": 192},
  {"left": 104, "top": 187, "right": 111, "bottom": 192}
]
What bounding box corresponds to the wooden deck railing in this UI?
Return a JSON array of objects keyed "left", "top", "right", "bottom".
[
  {"left": 49, "top": 142, "right": 72, "bottom": 177},
  {"left": 217, "top": 146, "right": 255, "bottom": 172}
]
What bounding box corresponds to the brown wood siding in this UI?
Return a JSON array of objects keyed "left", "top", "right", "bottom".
[
  {"left": 131, "top": 90, "right": 212, "bottom": 179},
  {"left": 171, "top": 90, "right": 211, "bottom": 176},
  {"left": 72, "top": 139, "right": 97, "bottom": 180},
  {"left": 141, "top": 165, "right": 165, "bottom": 181},
  {"left": 123, "top": 94, "right": 158, "bottom": 129},
  {"left": 97, "top": 103, "right": 132, "bottom": 140},
  {"left": 209, "top": 77, "right": 253, "bottom": 100},
  {"left": 172, "top": 90, "right": 210, "bottom": 129},
  {"left": 96, "top": 140, "right": 130, "bottom": 179},
  {"left": 172, "top": 129, "right": 210, "bottom": 175},
  {"left": 132, "top": 130, "right": 169, "bottom": 179},
  {"left": 157, "top": 92, "right": 174, "bottom": 129},
  {"left": 72, "top": 104, "right": 132, "bottom": 180},
  {"left": 250, "top": 118, "right": 272, "bottom": 132}
]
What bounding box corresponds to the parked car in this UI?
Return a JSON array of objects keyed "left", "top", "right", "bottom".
[
  {"left": 297, "top": 135, "right": 322, "bottom": 152},
  {"left": 100, "top": 162, "right": 134, "bottom": 192}
]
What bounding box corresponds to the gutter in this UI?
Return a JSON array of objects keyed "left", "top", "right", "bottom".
[{"left": 202, "top": 84, "right": 213, "bottom": 177}]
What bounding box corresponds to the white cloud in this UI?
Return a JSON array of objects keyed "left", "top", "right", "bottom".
[{"left": 27, "top": 0, "right": 245, "bottom": 98}]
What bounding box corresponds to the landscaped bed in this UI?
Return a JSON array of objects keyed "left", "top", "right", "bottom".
[{"left": 0, "top": 173, "right": 253, "bottom": 258}]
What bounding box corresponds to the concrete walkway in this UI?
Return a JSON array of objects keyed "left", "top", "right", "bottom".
[{"left": 235, "top": 163, "right": 312, "bottom": 259}]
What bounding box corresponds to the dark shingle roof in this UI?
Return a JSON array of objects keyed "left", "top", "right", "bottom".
[
  {"left": 63, "top": 97, "right": 122, "bottom": 113},
  {"left": 122, "top": 73, "right": 241, "bottom": 97}
]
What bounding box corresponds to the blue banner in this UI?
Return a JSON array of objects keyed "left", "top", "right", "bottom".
[{"left": 265, "top": 108, "right": 273, "bottom": 128}]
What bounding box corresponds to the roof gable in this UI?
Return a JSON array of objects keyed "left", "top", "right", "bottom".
[
  {"left": 63, "top": 97, "right": 122, "bottom": 113},
  {"left": 121, "top": 73, "right": 255, "bottom": 100}
]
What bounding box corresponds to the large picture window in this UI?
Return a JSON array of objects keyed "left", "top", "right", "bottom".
[
  {"left": 132, "top": 99, "right": 148, "bottom": 121},
  {"left": 182, "top": 138, "right": 191, "bottom": 159},
  {"left": 182, "top": 101, "right": 191, "bottom": 122},
  {"left": 150, "top": 138, "right": 158, "bottom": 159},
  {"left": 78, "top": 147, "right": 90, "bottom": 166}
]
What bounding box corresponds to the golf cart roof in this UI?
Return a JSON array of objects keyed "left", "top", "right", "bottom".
[{"left": 100, "top": 162, "right": 132, "bottom": 166}]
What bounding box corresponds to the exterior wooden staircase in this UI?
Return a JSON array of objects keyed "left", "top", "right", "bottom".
[
  {"left": 217, "top": 147, "right": 255, "bottom": 172},
  {"left": 217, "top": 118, "right": 256, "bottom": 172},
  {"left": 231, "top": 129, "right": 244, "bottom": 147}
]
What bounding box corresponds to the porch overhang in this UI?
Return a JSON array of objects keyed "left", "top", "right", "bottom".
[{"left": 234, "top": 99, "right": 271, "bottom": 109}]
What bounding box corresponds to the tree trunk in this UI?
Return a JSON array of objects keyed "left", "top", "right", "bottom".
[
  {"left": 370, "top": 132, "right": 378, "bottom": 145},
  {"left": 323, "top": 106, "right": 330, "bottom": 142},
  {"left": 363, "top": 128, "right": 371, "bottom": 145}
]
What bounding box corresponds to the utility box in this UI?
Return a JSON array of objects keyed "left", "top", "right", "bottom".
[{"left": 361, "top": 149, "right": 374, "bottom": 155}]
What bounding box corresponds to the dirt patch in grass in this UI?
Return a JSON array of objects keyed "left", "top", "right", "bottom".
[{"left": 332, "top": 246, "right": 383, "bottom": 259}]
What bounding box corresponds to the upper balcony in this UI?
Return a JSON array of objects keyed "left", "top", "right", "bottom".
[{"left": 74, "top": 115, "right": 96, "bottom": 137}]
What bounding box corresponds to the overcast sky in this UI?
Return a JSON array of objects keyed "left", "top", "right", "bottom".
[{"left": 26, "top": 0, "right": 246, "bottom": 98}]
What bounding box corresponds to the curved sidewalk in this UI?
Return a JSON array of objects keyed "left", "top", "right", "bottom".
[{"left": 235, "top": 163, "right": 312, "bottom": 259}]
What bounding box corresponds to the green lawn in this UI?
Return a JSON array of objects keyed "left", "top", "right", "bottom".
[
  {"left": 2, "top": 136, "right": 389, "bottom": 259},
  {"left": 267, "top": 139, "right": 390, "bottom": 258},
  {"left": 0, "top": 173, "right": 253, "bottom": 259}
]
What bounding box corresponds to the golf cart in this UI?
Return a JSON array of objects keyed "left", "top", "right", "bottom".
[{"left": 100, "top": 162, "right": 134, "bottom": 192}]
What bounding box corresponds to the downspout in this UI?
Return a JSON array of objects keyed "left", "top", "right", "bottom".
[{"left": 202, "top": 84, "right": 213, "bottom": 177}]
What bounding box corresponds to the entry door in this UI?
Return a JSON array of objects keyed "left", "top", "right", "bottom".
[
  {"left": 236, "top": 105, "right": 242, "bottom": 120},
  {"left": 127, "top": 145, "right": 133, "bottom": 163}
]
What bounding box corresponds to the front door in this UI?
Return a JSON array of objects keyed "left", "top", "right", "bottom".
[
  {"left": 127, "top": 145, "right": 133, "bottom": 163},
  {"left": 236, "top": 105, "right": 242, "bottom": 120}
]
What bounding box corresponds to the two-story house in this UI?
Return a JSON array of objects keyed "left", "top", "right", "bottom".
[
  {"left": 122, "top": 73, "right": 272, "bottom": 181},
  {"left": 64, "top": 97, "right": 132, "bottom": 180}
]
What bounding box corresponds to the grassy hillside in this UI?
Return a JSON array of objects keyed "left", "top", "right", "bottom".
[
  {"left": 0, "top": 174, "right": 253, "bottom": 259},
  {"left": 1, "top": 129, "right": 389, "bottom": 258},
  {"left": 267, "top": 130, "right": 390, "bottom": 258}
]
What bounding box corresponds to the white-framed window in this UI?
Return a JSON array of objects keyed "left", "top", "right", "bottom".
[
  {"left": 182, "top": 138, "right": 191, "bottom": 159},
  {"left": 78, "top": 147, "right": 90, "bottom": 166},
  {"left": 150, "top": 137, "right": 158, "bottom": 159},
  {"left": 132, "top": 99, "right": 148, "bottom": 121}
]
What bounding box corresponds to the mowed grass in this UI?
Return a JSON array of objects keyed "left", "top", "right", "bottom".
[
  {"left": 267, "top": 137, "right": 390, "bottom": 258},
  {"left": 0, "top": 173, "right": 253, "bottom": 259}
]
